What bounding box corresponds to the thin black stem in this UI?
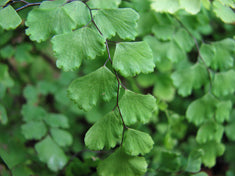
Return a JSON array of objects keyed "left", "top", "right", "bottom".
[
  {"left": 83, "top": 1, "right": 128, "bottom": 146},
  {"left": 175, "top": 16, "right": 213, "bottom": 91},
  {"left": 16, "top": 2, "right": 41, "bottom": 11}
]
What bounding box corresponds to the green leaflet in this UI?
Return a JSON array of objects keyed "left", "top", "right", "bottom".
[
  {"left": 0, "top": 63, "right": 14, "bottom": 88},
  {"left": 151, "top": 0, "right": 201, "bottom": 14},
  {"left": 153, "top": 73, "right": 175, "bottom": 101},
  {"left": 84, "top": 111, "right": 123, "bottom": 150},
  {"left": 196, "top": 120, "right": 224, "bottom": 144},
  {"left": 186, "top": 93, "right": 218, "bottom": 126},
  {"left": 171, "top": 63, "right": 208, "bottom": 97},
  {"left": 0, "top": 0, "right": 10, "bottom": 6},
  {"left": 23, "top": 85, "right": 38, "bottom": 105},
  {"left": 68, "top": 66, "right": 117, "bottom": 111},
  {"left": 199, "top": 141, "right": 225, "bottom": 168},
  {"left": 215, "top": 101, "right": 232, "bottom": 123},
  {"left": 87, "top": 0, "right": 121, "bottom": 8},
  {"left": 0, "top": 45, "right": 15, "bottom": 59},
  {"left": 97, "top": 148, "right": 147, "bottom": 176},
  {"left": 94, "top": 8, "right": 139, "bottom": 40},
  {"left": 180, "top": 0, "right": 201, "bottom": 14},
  {"left": 21, "top": 104, "right": 47, "bottom": 122},
  {"left": 225, "top": 122, "right": 235, "bottom": 141},
  {"left": 200, "top": 39, "right": 235, "bottom": 70},
  {"left": 15, "top": 43, "right": 34, "bottom": 63},
  {"left": 35, "top": 136, "right": 68, "bottom": 171},
  {"left": 119, "top": 89, "right": 156, "bottom": 125},
  {"left": 113, "top": 41, "right": 155, "bottom": 77},
  {"left": 151, "top": 0, "right": 181, "bottom": 14},
  {"left": 26, "top": 0, "right": 90, "bottom": 42},
  {"left": 193, "top": 172, "right": 208, "bottom": 176},
  {"left": 0, "top": 104, "right": 8, "bottom": 124},
  {"left": 0, "top": 5, "right": 22, "bottom": 30},
  {"left": 123, "top": 128, "right": 154, "bottom": 156},
  {"left": 21, "top": 121, "right": 47, "bottom": 140},
  {"left": 213, "top": 0, "right": 235, "bottom": 23},
  {"left": 52, "top": 27, "right": 106, "bottom": 71},
  {"left": 152, "top": 149, "right": 181, "bottom": 172},
  {"left": 212, "top": 70, "right": 235, "bottom": 97},
  {"left": 185, "top": 149, "right": 204, "bottom": 173},
  {"left": 50, "top": 128, "right": 73, "bottom": 147},
  {"left": 44, "top": 113, "right": 69, "bottom": 129}
]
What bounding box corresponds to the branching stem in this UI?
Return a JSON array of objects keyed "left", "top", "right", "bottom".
[
  {"left": 83, "top": 1, "right": 128, "bottom": 146},
  {"left": 175, "top": 16, "right": 213, "bottom": 91}
]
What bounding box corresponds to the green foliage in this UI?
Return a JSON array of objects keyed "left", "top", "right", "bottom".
[
  {"left": 97, "top": 148, "right": 147, "bottom": 176},
  {"left": 0, "top": 0, "right": 235, "bottom": 175}
]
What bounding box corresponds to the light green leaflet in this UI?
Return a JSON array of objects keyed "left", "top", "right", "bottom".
[
  {"left": 215, "top": 101, "right": 232, "bottom": 123},
  {"left": 85, "top": 111, "right": 123, "bottom": 150},
  {"left": 213, "top": 0, "right": 235, "bottom": 23},
  {"left": 171, "top": 63, "right": 208, "bottom": 97},
  {"left": 87, "top": 0, "right": 121, "bottom": 8},
  {"left": 196, "top": 120, "right": 224, "bottom": 144},
  {"left": 21, "top": 121, "right": 47, "bottom": 140},
  {"left": 113, "top": 41, "right": 155, "bottom": 77},
  {"left": 21, "top": 104, "right": 47, "bottom": 121},
  {"left": 97, "top": 148, "right": 147, "bottom": 176},
  {"left": 119, "top": 89, "right": 156, "bottom": 125},
  {"left": 185, "top": 149, "right": 204, "bottom": 173},
  {"left": 123, "top": 128, "right": 154, "bottom": 156},
  {"left": 0, "top": 5, "right": 22, "bottom": 30},
  {"left": 186, "top": 93, "right": 218, "bottom": 126},
  {"left": 26, "top": 0, "right": 90, "bottom": 42},
  {"left": 200, "top": 39, "right": 235, "bottom": 70},
  {"left": 94, "top": 8, "right": 139, "bottom": 40},
  {"left": 52, "top": 27, "right": 106, "bottom": 71},
  {"left": 151, "top": 0, "right": 201, "bottom": 14},
  {"left": 68, "top": 66, "right": 117, "bottom": 111},
  {"left": 50, "top": 128, "right": 73, "bottom": 147},
  {"left": 199, "top": 141, "right": 225, "bottom": 167},
  {"left": 35, "top": 136, "right": 67, "bottom": 171},
  {"left": 212, "top": 70, "right": 235, "bottom": 97}
]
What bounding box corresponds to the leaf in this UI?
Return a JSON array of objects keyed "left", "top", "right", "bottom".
[
  {"left": 171, "top": 63, "right": 208, "bottom": 97},
  {"left": 84, "top": 111, "right": 123, "bottom": 150},
  {"left": 0, "top": 0, "right": 10, "bottom": 6},
  {"left": 51, "top": 27, "right": 105, "bottom": 71},
  {"left": 152, "top": 23, "right": 175, "bottom": 41},
  {"left": 113, "top": 41, "right": 155, "bottom": 77},
  {"left": 23, "top": 85, "right": 38, "bottom": 105},
  {"left": 97, "top": 148, "right": 147, "bottom": 176},
  {"left": 192, "top": 172, "right": 208, "bottom": 176},
  {"left": 196, "top": 120, "right": 224, "bottom": 144},
  {"left": 153, "top": 73, "right": 175, "bottom": 101},
  {"left": 0, "top": 5, "right": 22, "bottom": 30},
  {"left": 68, "top": 66, "right": 117, "bottom": 111},
  {"left": 186, "top": 93, "right": 217, "bottom": 126},
  {"left": 35, "top": 136, "right": 67, "bottom": 171},
  {"left": 180, "top": 0, "right": 201, "bottom": 14},
  {"left": 225, "top": 122, "right": 235, "bottom": 141},
  {"left": 15, "top": 43, "right": 34, "bottom": 63},
  {"left": 25, "top": 0, "right": 90, "bottom": 42},
  {"left": 0, "top": 45, "right": 15, "bottom": 59},
  {"left": 44, "top": 113, "right": 69, "bottom": 129},
  {"left": 199, "top": 141, "right": 225, "bottom": 168},
  {"left": 94, "top": 8, "right": 139, "bottom": 40},
  {"left": 0, "top": 104, "right": 8, "bottom": 124},
  {"left": 167, "top": 40, "right": 187, "bottom": 63},
  {"left": 123, "top": 128, "right": 154, "bottom": 156},
  {"left": 119, "top": 90, "right": 156, "bottom": 125},
  {"left": 185, "top": 149, "right": 204, "bottom": 173},
  {"left": 21, "top": 104, "right": 47, "bottom": 122},
  {"left": 202, "top": 39, "right": 235, "bottom": 70},
  {"left": 153, "top": 149, "right": 181, "bottom": 172},
  {"left": 50, "top": 128, "right": 73, "bottom": 147},
  {"left": 21, "top": 121, "right": 47, "bottom": 140},
  {"left": 0, "top": 64, "right": 14, "bottom": 87},
  {"left": 212, "top": 70, "right": 235, "bottom": 97},
  {"left": 87, "top": 0, "right": 121, "bottom": 8},
  {"left": 173, "top": 28, "right": 194, "bottom": 52},
  {"left": 151, "top": 0, "right": 181, "bottom": 13},
  {"left": 213, "top": 0, "right": 235, "bottom": 23},
  {"left": 215, "top": 100, "right": 232, "bottom": 123}
]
